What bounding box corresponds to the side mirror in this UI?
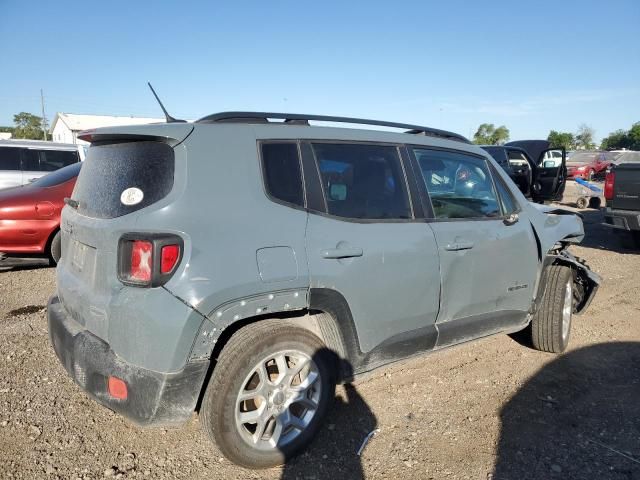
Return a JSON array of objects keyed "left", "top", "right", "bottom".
[
  {"left": 543, "top": 160, "right": 556, "bottom": 168},
  {"left": 503, "top": 213, "right": 519, "bottom": 226}
]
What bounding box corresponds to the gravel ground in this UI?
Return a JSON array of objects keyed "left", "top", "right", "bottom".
[{"left": 1, "top": 183, "right": 639, "bottom": 480}]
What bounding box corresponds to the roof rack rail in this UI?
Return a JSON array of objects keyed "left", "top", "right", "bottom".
[{"left": 195, "top": 112, "right": 470, "bottom": 143}]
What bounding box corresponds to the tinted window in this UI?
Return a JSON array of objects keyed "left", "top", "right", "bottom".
[
  {"left": 73, "top": 141, "right": 174, "bottom": 219},
  {"left": 21, "top": 149, "right": 79, "bottom": 171},
  {"left": 481, "top": 146, "right": 508, "bottom": 166},
  {"left": 312, "top": 143, "right": 411, "bottom": 220},
  {"left": 414, "top": 148, "right": 500, "bottom": 219},
  {"left": 22, "top": 149, "right": 40, "bottom": 171},
  {"left": 0, "top": 147, "right": 21, "bottom": 170},
  {"left": 39, "top": 150, "right": 79, "bottom": 171},
  {"left": 261, "top": 143, "right": 304, "bottom": 207},
  {"left": 33, "top": 162, "right": 82, "bottom": 188}
]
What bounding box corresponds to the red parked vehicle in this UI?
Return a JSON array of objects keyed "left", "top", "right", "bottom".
[
  {"left": 0, "top": 163, "right": 80, "bottom": 264},
  {"left": 566, "top": 152, "right": 613, "bottom": 181}
]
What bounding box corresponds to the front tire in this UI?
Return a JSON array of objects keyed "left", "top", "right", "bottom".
[
  {"left": 530, "top": 265, "right": 573, "bottom": 353},
  {"left": 200, "top": 320, "right": 336, "bottom": 469}
]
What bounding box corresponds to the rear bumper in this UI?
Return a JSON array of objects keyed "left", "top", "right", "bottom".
[
  {"left": 603, "top": 208, "right": 640, "bottom": 232},
  {"left": 47, "top": 295, "right": 209, "bottom": 427}
]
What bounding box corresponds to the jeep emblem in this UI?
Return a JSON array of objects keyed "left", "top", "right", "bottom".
[{"left": 120, "top": 187, "right": 144, "bottom": 206}]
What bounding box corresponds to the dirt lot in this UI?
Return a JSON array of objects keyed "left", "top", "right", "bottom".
[{"left": 1, "top": 183, "right": 639, "bottom": 480}]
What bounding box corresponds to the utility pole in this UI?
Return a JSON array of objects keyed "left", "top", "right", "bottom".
[{"left": 40, "top": 89, "right": 48, "bottom": 141}]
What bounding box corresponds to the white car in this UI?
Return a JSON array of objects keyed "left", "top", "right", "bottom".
[{"left": 0, "top": 139, "right": 84, "bottom": 190}]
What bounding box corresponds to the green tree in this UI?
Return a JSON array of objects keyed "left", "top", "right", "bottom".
[
  {"left": 600, "top": 129, "right": 630, "bottom": 150},
  {"left": 547, "top": 130, "right": 575, "bottom": 150},
  {"left": 473, "top": 123, "right": 510, "bottom": 145},
  {"left": 575, "top": 123, "right": 596, "bottom": 150},
  {"left": 628, "top": 122, "right": 640, "bottom": 150},
  {"left": 13, "top": 112, "right": 45, "bottom": 140},
  {"left": 600, "top": 122, "right": 640, "bottom": 150}
]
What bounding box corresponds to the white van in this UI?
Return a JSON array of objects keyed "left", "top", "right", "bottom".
[{"left": 0, "top": 140, "right": 84, "bottom": 190}]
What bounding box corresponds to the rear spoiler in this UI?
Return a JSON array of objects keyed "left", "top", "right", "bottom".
[{"left": 78, "top": 123, "right": 194, "bottom": 147}]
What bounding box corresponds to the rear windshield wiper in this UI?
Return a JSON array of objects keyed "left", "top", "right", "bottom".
[{"left": 64, "top": 197, "right": 79, "bottom": 209}]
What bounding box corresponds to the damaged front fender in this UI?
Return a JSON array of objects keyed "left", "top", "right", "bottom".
[{"left": 544, "top": 249, "right": 601, "bottom": 314}]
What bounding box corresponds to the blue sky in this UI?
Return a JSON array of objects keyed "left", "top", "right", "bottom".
[{"left": 1, "top": 0, "right": 638, "bottom": 141}]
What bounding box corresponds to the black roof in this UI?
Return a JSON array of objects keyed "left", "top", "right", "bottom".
[{"left": 195, "top": 111, "right": 470, "bottom": 143}]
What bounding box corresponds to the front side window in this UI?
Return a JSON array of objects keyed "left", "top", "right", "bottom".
[
  {"left": 414, "top": 148, "right": 500, "bottom": 219},
  {"left": 260, "top": 143, "right": 304, "bottom": 207},
  {"left": 312, "top": 143, "right": 411, "bottom": 220},
  {"left": 0, "top": 147, "right": 21, "bottom": 170}
]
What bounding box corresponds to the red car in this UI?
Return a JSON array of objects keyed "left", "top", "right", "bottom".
[
  {"left": 0, "top": 163, "right": 80, "bottom": 264},
  {"left": 567, "top": 152, "right": 613, "bottom": 181}
]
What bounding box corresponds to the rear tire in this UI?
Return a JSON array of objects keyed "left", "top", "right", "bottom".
[
  {"left": 49, "top": 231, "right": 61, "bottom": 264},
  {"left": 576, "top": 197, "right": 588, "bottom": 209},
  {"left": 588, "top": 197, "right": 601, "bottom": 209},
  {"left": 530, "top": 265, "right": 573, "bottom": 353},
  {"left": 200, "top": 320, "right": 336, "bottom": 469}
]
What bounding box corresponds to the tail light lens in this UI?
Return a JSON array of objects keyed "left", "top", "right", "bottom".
[
  {"left": 161, "top": 244, "right": 180, "bottom": 274},
  {"left": 130, "top": 241, "right": 153, "bottom": 282},
  {"left": 604, "top": 170, "right": 615, "bottom": 200},
  {"left": 118, "top": 234, "right": 183, "bottom": 287}
]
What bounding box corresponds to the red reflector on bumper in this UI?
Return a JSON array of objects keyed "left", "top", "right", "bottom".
[
  {"left": 160, "top": 244, "right": 180, "bottom": 274},
  {"left": 108, "top": 376, "right": 128, "bottom": 400}
]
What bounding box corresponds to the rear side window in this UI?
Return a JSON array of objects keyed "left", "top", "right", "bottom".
[
  {"left": 414, "top": 148, "right": 500, "bottom": 219},
  {"left": 22, "top": 149, "right": 79, "bottom": 172},
  {"left": 38, "top": 150, "right": 79, "bottom": 171},
  {"left": 73, "top": 141, "right": 174, "bottom": 219},
  {"left": 0, "top": 147, "right": 21, "bottom": 170},
  {"left": 312, "top": 143, "right": 411, "bottom": 220},
  {"left": 260, "top": 143, "right": 304, "bottom": 207}
]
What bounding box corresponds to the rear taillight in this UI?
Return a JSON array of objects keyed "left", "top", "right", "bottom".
[
  {"left": 604, "top": 169, "right": 615, "bottom": 200},
  {"left": 130, "top": 240, "right": 153, "bottom": 282},
  {"left": 118, "top": 234, "right": 183, "bottom": 287}
]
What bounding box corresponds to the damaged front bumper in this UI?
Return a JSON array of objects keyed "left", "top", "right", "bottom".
[
  {"left": 47, "top": 295, "right": 209, "bottom": 427},
  {"left": 550, "top": 250, "right": 602, "bottom": 314}
]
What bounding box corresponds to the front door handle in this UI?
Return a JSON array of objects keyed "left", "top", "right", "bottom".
[
  {"left": 444, "top": 241, "right": 474, "bottom": 251},
  {"left": 321, "top": 246, "right": 363, "bottom": 259}
]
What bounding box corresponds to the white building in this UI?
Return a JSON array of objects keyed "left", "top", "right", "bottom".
[{"left": 49, "top": 113, "right": 164, "bottom": 145}]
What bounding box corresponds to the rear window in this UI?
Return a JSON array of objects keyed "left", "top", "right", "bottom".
[
  {"left": 33, "top": 162, "right": 81, "bottom": 188},
  {"left": 0, "top": 147, "right": 21, "bottom": 170},
  {"left": 73, "top": 141, "right": 174, "bottom": 219}
]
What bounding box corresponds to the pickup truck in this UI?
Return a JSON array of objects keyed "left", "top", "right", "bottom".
[{"left": 604, "top": 160, "right": 640, "bottom": 247}]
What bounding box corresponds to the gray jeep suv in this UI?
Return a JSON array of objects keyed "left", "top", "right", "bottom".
[{"left": 47, "top": 112, "right": 600, "bottom": 468}]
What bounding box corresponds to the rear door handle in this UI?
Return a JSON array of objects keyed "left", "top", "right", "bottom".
[
  {"left": 444, "top": 241, "right": 474, "bottom": 251},
  {"left": 321, "top": 247, "right": 363, "bottom": 259}
]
